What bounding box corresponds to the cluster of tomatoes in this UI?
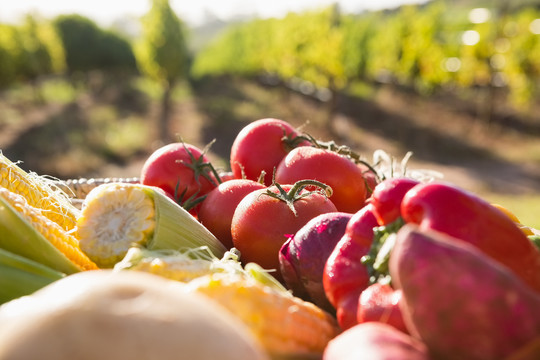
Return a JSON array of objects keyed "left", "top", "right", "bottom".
[{"left": 139, "top": 118, "right": 377, "bottom": 277}]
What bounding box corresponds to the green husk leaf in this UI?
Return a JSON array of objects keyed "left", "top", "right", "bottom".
[
  {"left": 529, "top": 235, "right": 540, "bottom": 251},
  {"left": 0, "top": 248, "right": 65, "bottom": 304},
  {"left": 0, "top": 194, "right": 82, "bottom": 274},
  {"left": 144, "top": 185, "right": 227, "bottom": 258}
]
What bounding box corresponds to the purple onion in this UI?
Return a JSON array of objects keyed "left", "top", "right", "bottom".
[{"left": 279, "top": 211, "right": 352, "bottom": 312}]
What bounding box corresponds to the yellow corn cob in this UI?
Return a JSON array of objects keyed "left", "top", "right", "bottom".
[
  {"left": 0, "top": 153, "right": 79, "bottom": 231},
  {"left": 185, "top": 272, "right": 340, "bottom": 358},
  {"left": 76, "top": 183, "right": 227, "bottom": 268},
  {"left": 0, "top": 188, "right": 98, "bottom": 273},
  {"left": 491, "top": 203, "right": 535, "bottom": 236}
]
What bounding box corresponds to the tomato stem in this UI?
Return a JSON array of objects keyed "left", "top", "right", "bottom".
[
  {"left": 290, "top": 132, "right": 383, "bottom": 184},
  {"left": 262, "top": 179, "right": 333, "bottom": 216},
  {"left": 172, "top": 184, "right": 206, "bottom": 211},
  {"left": 177, "top": 139, "right": 222, "bottom": 186}
]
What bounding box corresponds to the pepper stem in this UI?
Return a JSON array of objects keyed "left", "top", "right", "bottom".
[{"left": 361, "top": 217, "right": 404, "bottom": 285}]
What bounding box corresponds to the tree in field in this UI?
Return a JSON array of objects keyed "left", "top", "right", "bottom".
[
  {"left": 53, "top": 14, "right": 136, "bottom": 82},
  {"left": 135, "top": 0, "right": 190, "bottom": 143},
  {"left": 0, "top": 24, "right": 22, "bottom": 88},
  {"left": 53, "top": 15, "right": 104, "bottom": 74},
  {"left": 17, "top": 15, "right": 66, "bottom": 100}
]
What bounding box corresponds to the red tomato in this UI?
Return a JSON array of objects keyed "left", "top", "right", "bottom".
[
  {"left": 198, "top": 179, "right": 266, "bottom": 249},
  {"left": 140, "top": 142, "right": 218, "bottom": 207},
  {"left": 217, "top": 171, "right": 236, "bottom": 183},
  {"left": 275, "top": 146, "right": 368, "bottom": 213},
  {"left": 231, "top": 183, "right": 337, "bottom": 279},
  {"left": 229, "top": 118, "right": 310, "bottom": 186}
]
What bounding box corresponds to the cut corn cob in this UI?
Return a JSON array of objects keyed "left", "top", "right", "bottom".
[
  {"left": 0, "top": 188, "right": 98, "bottom": 274},
  {"left": 0, "top": 248, "right": 65, "bottom": 305},
  {"left": 184, "top": 272, "right": 340, "bottom": 358},
  {"left": 0, "top": 152, "right": 80, "bottom": 231},
  {"left": 76, "top": 183, "right": 227, "bottom": 268}
]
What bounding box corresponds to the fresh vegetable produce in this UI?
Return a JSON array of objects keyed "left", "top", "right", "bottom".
[
  {"left": 370, "top": 177, "right": 420, "bottom": 226},
  {"left": 231, "top": 180, "right": 337, "bottom": 279},
  {"left": 531, "top": 235, "right": 540, "bottom": 250},
  {"left": 0, "top": 188, "right": 97, "bottom": 274},
  {"left": 140, "top": 142, "right": 219, "bottom": 210},
  {"left": 76, "top": 183, "right": 227, "bottom": 268},
  {"left": 323, "top": 322, "right": 430, "bottom": 360},
  {"left": 185, "top": 272, "right": 340, "bottom": 358},
  {"left": 0, "top": 152, "right": 79, "bottom": 231},
  {"left": 390, "top": 224, "right": 540, "bottom": 360},
  {"left": 356, "top": 282, "right": 407, "bottom": 334},
  {"left": 198, "top": 178, "right": 266, "bottom": 249},
  {"left": 491, "top": 203, "right": 537, "bottom": 236},
  {"left": 275, "top": 146, "right": 368, "bottom": 213},
  {"left": 229, "top": 118, "right": 309, "bottom": 186},
  {"left": 114, "top": 246, "right": 224, "bottom": 282},
  {"left": 114, "top": 246, "right": 250, "bottom": 284},
  {"left": 0, "top": 248, "right": 65, "bottom": 305},
  {"left": 279, "top": 211, "right": 352, "bottom": 312},
  {"left": 323, "top": 203, "right": 379, "bottom": 330},
  {"left": 507, "top": 336, "right": 540, "bottom": 360},
  {"left": 401, "top": 181, "right": 540, "bottom": 291},
  {"left": 113, "top": 241, "right": 338, "bottom": 358},
  {"left": 6, "top": 115, "right": 540, "bottom": 360},
  {"left": 0, "top": 270, "right": 269, "bottom": 360}
]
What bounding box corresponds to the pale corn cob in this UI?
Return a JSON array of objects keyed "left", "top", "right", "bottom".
[
  {"left": 0, "top": 153, "right": 80, "bottom": 231},
  {"left": 114, "top": 246, "right": 220, "bottom": 283},
  {"left": 76, "top": 183, "right": 227, "bottom": 268},
  {"left": 185, "top": 273, "right": 340, "bottom": 357},
  {"left": 0, "top": 188, "right": 98, "bottom": 273}
]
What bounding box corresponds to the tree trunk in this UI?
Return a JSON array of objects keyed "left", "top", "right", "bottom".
[{"left": 159, "top": 81, "right": 173, "bottom": 143}]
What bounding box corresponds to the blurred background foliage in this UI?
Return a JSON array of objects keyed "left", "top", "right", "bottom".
[
  {"left": 1, "top": 0, "right": 540, "bottom": 226},
  {"left": 1, "top": 0, "right": 540, "bottom": 109}
]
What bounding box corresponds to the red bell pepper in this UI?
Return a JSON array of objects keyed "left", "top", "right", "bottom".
[
  {"left": 370, "top": 177, "right": 420, "bottom": 226},
  {"left": 401, "top": 181, "right": 540, "bottom": 292},
  {"left": 324, "top": 178, "right": 420, "bottom": 330},
  {"left": 323, "top": 203, "right": 378, "bottom": 330},
  {"left": 357, "top": 282, "right": 409, "bottom": 334}
]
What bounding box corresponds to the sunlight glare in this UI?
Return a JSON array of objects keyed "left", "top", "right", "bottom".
[
  {"left": 468, "top": 8, "right": 490, "bottom": 24},
  {"left": 462, "top": 30, "right": 480, "bottom": 46}
]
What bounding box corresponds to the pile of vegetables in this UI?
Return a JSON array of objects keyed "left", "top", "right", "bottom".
[{"left": 0, "top": 117, "right": 539, "bottom": 360}]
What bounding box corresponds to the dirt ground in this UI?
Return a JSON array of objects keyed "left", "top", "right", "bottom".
[{"left": 2, "top": 77, "right": 540, "bottom": 198}]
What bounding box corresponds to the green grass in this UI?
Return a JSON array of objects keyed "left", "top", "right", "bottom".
[
  {"left": 484, "top": 193, "right": 540, "bottom": 230},
  {"left": 87, "top": 105, "right": 151, "bottom": 159},
  {"left": 346, "top": 80, "right": 376, "bottom": 99},
  {"left": 40, "top": 78, "right": 80, "bottom": 104},
  {"left": 132, "top": 77, "right": 192, "bottom": 102},
  {"left": 3, "top": 78, "right": 79, "bottom": 105}
]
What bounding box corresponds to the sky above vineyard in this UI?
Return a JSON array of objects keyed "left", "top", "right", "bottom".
[{"left": 0, "top": 0, "right": 429, "bottom": 26}]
